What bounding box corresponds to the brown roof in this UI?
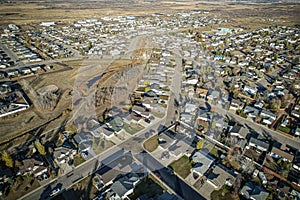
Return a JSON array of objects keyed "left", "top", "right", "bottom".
[
  {"left": 272, "top": 147, "right": 294, "bottom": 161},
  {"left": 196, "top": 88, "right": 208, "bottom": 96}
]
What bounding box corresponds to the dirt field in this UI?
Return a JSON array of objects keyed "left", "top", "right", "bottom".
[{"left": 0, "top": 1, "right": 299, "bottom": 25}]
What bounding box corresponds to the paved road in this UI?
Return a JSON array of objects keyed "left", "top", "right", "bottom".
[
  {"left": 202, "top": 100, "right": 300, "bottom": 148},
  {"left": 135, "top": 151, "right": 205, "bottom": 200},
  {"left": 21, "top": 114, "right": 167, "bottom": 200}
]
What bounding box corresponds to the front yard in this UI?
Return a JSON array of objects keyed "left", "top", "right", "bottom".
[
  {"left": 124, "top": 122, "right": 144, "bottom": 135},
  {"left": 73, "top": 154, "right": 85, "bottom": 167},
  {"left": 169, "top": 155, "right": 193, "bottom": 179},
  {"left": 144, "top": 135, "right": 158, "bottom": 152},
  {"left": 92, "top": 138, "right": 115, "bottom": 154}
]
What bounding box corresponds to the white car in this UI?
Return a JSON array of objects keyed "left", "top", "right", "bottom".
[
  {"left": 252, "top": 169, "right": 259, "bottom": 178},
  {"left": 50, "top": 188, "right": 60, "bottom": 197}
]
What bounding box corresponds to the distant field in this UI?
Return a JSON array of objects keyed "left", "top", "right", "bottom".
[{"left": 0, "top": 1, "right": 299, "bottom": 25}]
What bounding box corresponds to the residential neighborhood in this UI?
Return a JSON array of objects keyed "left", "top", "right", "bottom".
[{"left": 0, "top": 1, "right": 299, "bottom": 200}]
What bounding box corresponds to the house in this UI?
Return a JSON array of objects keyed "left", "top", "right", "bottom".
[
  {"left": 248, "top": 135, "right": 269, "bottom": 152},
  {"left": 269, "top": 142, "right": 294, "bottom": 162},
  {"left": 240, "top": 182, "right": 269, "bottom": 200},
  {"left": 168, "top": 140, "right": 193, "bottom": 159},
  {"left": 184, "top": 103, "right": 198, "bottom": 115},
  {"left": 53, "top": 145, "right": 77, "bottom": 166},
  {"left": 260, "top": 110, "right": 277, "bottom": 125},
  {"left": 196, "top": 88, "right": 208, "bottom": 99},
  {"left": 110, "top": 173, "right": 141, "bottom": 199},
  {"left": 180, "top": 113, "right": 193, "bottom": 125},
  {"left": 229, "top": 126, "right": 248, "bottom": 139},
  {"left": 244, "top": 85, "right": 258, "bottom": 96},
  {"left": 291, "top": 110, "right": 300, "bottom": 119},
  {"left": 229, "top": 99, "right": 244, "bottom": 111},
  {"left": 206, "top": 164, "right": 237, "bottom": 189},
  {"left": 191, "top": 150, "right": 215, "bottom": 176},
  {"left": 197, "top": 111, "right": 212, "bottom": 122},
  {"left": 73, "top": 132, "right": 93, "bottom": 152},
  {"left": 207, "top": 90, "right": 220, "bottom": 102},
  {"left": 254, "top": 102, "right": 264, "bottom": 109},
  {"left": 244, "top": 106, "right": 259, "bottom": 119},
  {"left": 17, "top": 158, "right": 48, "bottom": 178},
  {"left": 132, "top": 105, "right": 150, "bottom": 118}
]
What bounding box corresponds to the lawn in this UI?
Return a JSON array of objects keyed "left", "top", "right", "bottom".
[
  {"left": 277, "top": 126, "right": 291, "bottom": 134},
  {"left": 92, "top": 139, "right": 115, "bottom": 154},
  {"left": 124, "top": 122, "right": 144, "bottom": 135},
  {"left": 201, "top": 141, "right": 221, "bottom": 158},
  {"left": 169, "top": 155, "right": 192, "bottom": 179},
  {"left": 73, "top": 154, "right": 85, "bottom": 167},
  {"left": 129, "top": 175, "right": 166, "bottom": 199},
  {"left": 210, "top": 185, "right": 236, "bottom": 200},
  {"left": 151, "top": 111, "right": 165, "bottom": 118},
  {"left": 144, "top": 135, "right": 158, "bottom": 152}
]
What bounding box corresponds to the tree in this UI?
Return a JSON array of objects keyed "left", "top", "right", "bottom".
[
  {"left": 35, "top": 140, "right": 46, "bottom": 156},
  {"left": 211, "top": 120, "right": 216, "bottom": 129},
  {"left": 2, "top": 151, "right": 14, "bottom": 168},
  {"left": 196, "top": 140, "right": 203, "bottom": 150}
]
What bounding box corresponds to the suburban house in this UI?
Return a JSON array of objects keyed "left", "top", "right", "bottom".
[
  {"left": 17, "top": 158, "right": 48, "bottom": 178},
  {"left": 53, "top": 144, "right": 77, "bottom": 171},
  {"left": 240, "top": 182, "right": 269, "bottom": 200},
  {"left": 243, "top": 85, "right": 258, "bottom": 96},
  {"left": 197, "top": 111, "right": 212, "bottom": 122},
  {"left": 269, "top": 142, "right": 294, "bottom": 162},
  {"left": 110, "top": 173, "right": 141, "bottom": 199},
  {"left": 244, "top": 106, "right": 259, "bottom": 119},
  {"left": 191, "top": 150, "right": 215, "bottom": 176},
  {"left": 228, "top": 126, "right": 248, "bottom": 149},
  {"left": 73, "top": 132, "right": 93, "bottom": 152},
  {"left": 260, "top": 110, "right": 277, "bottom": 125},
  {"left": 229, "top": 99, "right": 244, "bottom": 111},
  {"left": 207, "top": 90, "right": 220, "bottom": 103},
  {"left": 168, "top": 140, "right": 193, "bottom": 159},
  {"left": 206, "top": 164, "right": 237, "bottom": 189},
  {"left": 248, "top": 135, "right": 270, "bottom": 152},
  {"left": 196, "top": 88, "right": 208, "bottom": 99}
]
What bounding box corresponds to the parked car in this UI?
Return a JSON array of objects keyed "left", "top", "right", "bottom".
[
  {"left": 252, "top": 169, "right": 259, "bottom": 178},
  {"left": 49, "top": 188, "right": 60, "bottom": 197}
]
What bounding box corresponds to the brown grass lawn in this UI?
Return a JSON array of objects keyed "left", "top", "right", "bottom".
[{"left": 144, "top": 134, "right": 159, "bottom": 152}]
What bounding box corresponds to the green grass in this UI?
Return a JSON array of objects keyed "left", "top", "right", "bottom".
[
  {"left": 277, "top": 126, "right": 291, "bottom": 134},
  {"left": 210, "top": 185, "right": 235, "bottom": 200},
  {"left": 151, "top": 111, "right": 165, "bottom": 118},
  {"left": 201, "top": 141, "right": 220, "bottom": 158},
  {"left": 144, "top": 135, "right": 158, "bottom": 152},
  {"left": 169, "top": 155, "right": 192, "bottom": 179},
  {"left": 129, "top": 175, "right": 165, "bottom": 199},
  {"left": 124, "top": 122, "right": 144, "bottom": 135},
  {"left": 73, "top": 155, "right": 85, "bottom": 167}
]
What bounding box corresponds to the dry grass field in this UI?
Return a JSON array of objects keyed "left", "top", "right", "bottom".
[{"left": 0, "top": 1, "right": 299, "bottom": 25}]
